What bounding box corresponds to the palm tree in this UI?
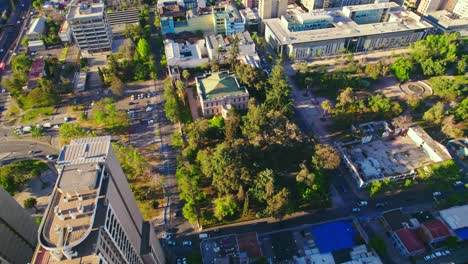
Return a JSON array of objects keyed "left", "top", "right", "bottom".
[
  {"left": 321, "top": 100, "right": 332, "bottom": 117},
  {"left": 175, "top": 80, "right": 186, "bottom": 105}
]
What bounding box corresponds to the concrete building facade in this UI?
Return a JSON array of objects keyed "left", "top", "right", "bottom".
[
  {"left": 453, "top": 0, "right": 468, "bottom": 17},
  {"left": 264, "top": 2, "right": 432, "bottom": 59},
  {"left": 213, "top": 3, "right": 245, "bottom": 36},
  {"left": 0, "top": 187, "right": 39, "bottom": 264},
  {"left": 196, "top": 72, "right": 249, "bottom": 117},
  {"left": 31, "top": 136, "right": 165, "bottom": 264},
  {"left": 301, "top": 0, "right": 378, "bottom": 11},
  {"left": 258, "top": 0, "right": 287, "bottom": 19},
  {"left": 66, "top": 0, "right": 113, "bottom": 55},
  {"left": 416, "top": 0, "right": 441, "bottom": 14}
]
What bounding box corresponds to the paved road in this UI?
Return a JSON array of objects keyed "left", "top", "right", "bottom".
[{"left": 0, "top": 140, "right": 59, "bottom": 164}]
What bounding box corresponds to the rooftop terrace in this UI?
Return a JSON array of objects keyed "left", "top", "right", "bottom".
[{"left": 66, "top": 0, "right": 105, "bottom": 20}]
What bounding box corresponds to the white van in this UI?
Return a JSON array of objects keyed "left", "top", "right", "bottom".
[{"left": 199, "top": 233, "right": 208, "bottom": 239}]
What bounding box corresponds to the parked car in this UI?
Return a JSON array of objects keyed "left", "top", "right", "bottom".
[
  {"left": 46, "top": 154, "right": 57, "bottom": 160},
  {"left": 146, "top": 106, "right": 153, "bottom": 112},
  {"left": 148, "top": 119, "right": 154, "bottom": 125},
  {"left": 358, "top": 201, "right": 368, "bottom": 206},
  {"left": 433, "top": 192, "right": 442, "bottom": 196},
  {"left": 167, "top": 240, "right": 176, "bottom": 246},
  {"left": 375, "top": 202, "right": 386, "bottom": 208},
  {"left": 453, "top": 181, "right": 464, "bottom": 186},
  {"left": 182, "top": 241, "right": 192, "bottom": 246},
  {"left": 162, "top": 234, "right": 172, "bottom": 239},
  {"left": 352, "top": 208, "right": 360, "bottom": 212},
  {"left": 28, "top": 150, "right": 40, "bottom": 154}
]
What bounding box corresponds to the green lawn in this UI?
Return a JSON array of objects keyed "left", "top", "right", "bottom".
[
  {"left": 20, "top": 107, "right": 54, "bottom": 124},
  {"left": 0, "top": 160, "right": 49, "bottom": 195}
]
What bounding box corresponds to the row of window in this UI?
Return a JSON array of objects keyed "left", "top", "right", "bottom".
[
  {"left": 204, "top": 97, "right": 247, "bottom": 108},
  {"left": 98, "top": 230, "right": 123, "bottom": 264},
  {"left": 204, "top": 103, "right": 246, "bottom": 115},
  {"left": 104, "top": 205, "right": 142, "bottom": 264}
]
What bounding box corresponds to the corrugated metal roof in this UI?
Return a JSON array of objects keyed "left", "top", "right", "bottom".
[{"left": 57, "top": 136, "right": 111, "bottom": 166}]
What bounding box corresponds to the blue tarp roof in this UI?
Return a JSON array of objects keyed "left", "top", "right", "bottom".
[
  {"left": 311, "top": 220, "right": 357, "bottom": 254},
  {"left": 455, "top": 227, "right": 468, "bottom": 240}
]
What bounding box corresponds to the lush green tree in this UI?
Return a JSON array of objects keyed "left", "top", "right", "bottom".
[
  {"left": 113, "top": 143, "right": 148, "bottom": 179},
  {"left": 457, "top": 56, "right": 467, "bottom": 75},
  {"left": 428, "top": 76, "right": 466, "bottom": 101},
  {"left": 12, "top": 54, "right": 32, "bottom": 73},
  {"left": 265, "top": 61, "right": 293, "bottom": 114},
  {"left": 91, "top": 98, "right": 129, "bottom": 132},
  {"left": 392, "top": 57, "right": 413, "bottom": 82},
  {"left": 235, "top": 64, "right": 268, "bottom": 101},
  {"left": 453, "top": 97, "right": 467, "bottom": 121},
  {"left": 365, "top": 62, "right": 385, "bottom": 80},
  {"left": 24, "top": 197, "right": 38, "bottom": 212},
  {"left": 266, "top": 188, "right": 289, "bottom": 219},
  {"left": 225, "top": 109, "right": 241, "bottom": 142},
  {"left": 0, "top": 160, "right": 48, "bottom": 195},
  {"left": 337, "top": 87, "right": 355, "bottom": 106},
  {"left": 31, "top": 126, "right": 44, "bottom": 137},
  {"left": 109, "top": 76, "right": 125, "bottom": 97},
  {"left": 441, "top": 115, "right": 464, "bottom": 139},
  {"left": 252, "top": 169, "right": 275, "bottom": 202},
  {"left": 182, "top": 70, "right": 190, "bottom": 81},
  {"left": 183, "top": 201, "right": 200, "bottom": 226},
  {"left": 213, "top": 195, "right": 237, "bottom": 220},
  {"left": 312, "top": 144, "right": 341, "bottom": 170},
  {"left": 369, "top": 236, "right": 387, "bottom": 256},
  {"left": 296, "top": 163, "right": 316, "bottom": 187},
  {"left": 410, "top": 33, "right": 460, "bottom": 73},
  {"left": 423, "top": 102, "right": 445, "bottom": 125},
  {"left": 370, "top": 180, "right": 382, "bottom": 196},
  {"left": 59, "top": 123, "right": 89, "bottom": 145},
  {"left": 227, "top": 36, "right": 240, "bottom": 69},
  {"left": 321, "top": 100, "right": 332, "bottom": 116},
  {"left": 136, "top": 38, "right": 150, "bottom": 59},
  {"left": 175, "top": 80, "right": 186, "bottom": 105},
  {"left": 21, "top": 37, "right": 29, "bottom": 47},
  {"left": 420, "top": 58, "right": 446, "bottom": 76}
]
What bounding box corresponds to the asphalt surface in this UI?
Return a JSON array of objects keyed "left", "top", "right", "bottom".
[{"left": 0, "top": 140, "right": 59, "bottom": 164}]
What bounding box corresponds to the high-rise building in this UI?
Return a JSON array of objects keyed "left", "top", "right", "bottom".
[
  {"left": 66, "top": 0, "right": 113, "bottom": 54},
  {"left": 453, "top": 0, "right": 468, "bottom": 17},
  {"left": 31, "top": 136, "right": 165, "bottom": 264},
  {"left": 301, "top": 0, "right": 380, "bottom": 11},
  {"left": 443, "top": 0, "right": 460, "bottom": 13},
  {"left": 0, "top": 188, "right": 39, "bottom": 264},
  {"left": 258, "top": 0, "right": 288, "bottom": 19},
  {"left": 416, "top": 0, "right": 442, "bottom": 14}
]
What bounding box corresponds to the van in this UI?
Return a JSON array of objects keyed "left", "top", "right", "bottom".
[
  {"left": 43, "top": 123, "right": 51, "bottom": 128},
  {"left": 199, "top": 233, "right": 208, "bottom": 239},
  {"left": 23, "top": 126, "right": 32, "bottom": 132}
]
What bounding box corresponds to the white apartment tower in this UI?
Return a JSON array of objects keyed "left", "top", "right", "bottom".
[
  {"left": 453, "top": 0, "right": 468, "bottom": 17},
  {"left": 416, "top": 0, "right": 442, "bottom": 14},
  {"left": 31, "top": 136, "right": 165, "bottom": 264},
  {"left": 66, "top": 0, "right": 113, "bottom": 54}
]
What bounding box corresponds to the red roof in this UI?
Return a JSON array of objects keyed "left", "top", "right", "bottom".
[
  {"left": 396, "top": 229, "right": 425, "bottom": 254},
  {"left": 423, "top": 220, "right": 451, "bottom": 240}
]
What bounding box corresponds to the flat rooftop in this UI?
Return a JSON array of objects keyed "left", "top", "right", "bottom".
[
  {"left": 439, "top": 205, "right": 468, "bottom": 230},
  {"left": 40, "top": 163, "right": 101, "bottom": 249},
  {"left": 57, "top": 136, "right": 111, "bottom": 166},
  {"left": 343, "top": 135, "right": 433, "bottom": 180},
  {"left": 264, "top": 3, "right": 432, "bottom": 45},
  {"left": 67, "top": 1, "right": 105, "bottom": 20},
  {"left": 426, "top": 10, "right": 468, "bottom": 28},
  {"left": 197, "top": 72, "right": 248, "bottom": 100}
]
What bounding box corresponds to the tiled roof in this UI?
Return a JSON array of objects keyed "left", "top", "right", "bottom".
[
  {"left": 395, "top": 229, "right": 425, "bottom": 254},
  {"left": 422, "top": 220, "right": 451, "bottom": 240}
]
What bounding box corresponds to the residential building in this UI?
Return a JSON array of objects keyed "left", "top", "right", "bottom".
[
  {"left": 240, "top": 8, "right": 260, "bottom": 27},
  {"left": 264, "top": 2, "right": 432, "bottom": 59},
  {"left": 157, "top": 0, "right": 205, "bottom": 9},
  {"left": 439, "top": 205, "right": 468, "bottom": 240},
  {"left": 206, "top": 31, "right": 258, "bottom": 64},
  {"left": 453, "top": 0, "right": 468, "bottom": 17},
  {"left": 418, "top": 220, "right": 452, "bottom": 246},
  {"left": 258, "top": 0, "right": 287, "bottom": 19},
  {"left": 164, "top": 39, "right": 209, "bottom": 68},
  {"left": 31, "top": 136, "right": 165, "bottom": 264},
  {"left": 403, "top": 0, "right": 420, "bottom": 9},
  {"left": 59, "top": 21, "right": 72, "bottom": 43},
  {"left": 27, "top": 17, "right": 46, "bottom": 40},
  {"left": 66, "top": 0, "right": 113, "bottom": 55},
  {"left": 425, "top": 10, "right": 468, "bottom": 37},
  {"left": 0, "top": 187, "right": 38, "bottom": 264},
  {"left": 301, "top": 0, "right": 378, "bottom": 11},
  {"left": 243, "top": 0, "right": 258, "bottom": 9},
  {"left": 28, "top": 40, "right": 46, "bottom": 51},
  {"left": 417, "top": 0, "right": 442, "bottom": 14},
  {"left": 196, "top": 71, "right": 249, "bottom": 117},
  {"left": 381, "top": 209, "right": 411, "bottom": 233},
  {"left": 213, "top": 3, "right": 245, "bottom": 36},
  {"left": 443, "top": 0, "right": 460, "bottom": 13},
  {"left": 392, "top": 229, "right": 426, "bottom": 256},
  {"left": 106, "top": 9, "right": 140, "bottom": 38}
]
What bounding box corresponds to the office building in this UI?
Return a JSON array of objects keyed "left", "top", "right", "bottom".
[
  {"left": 59, "top": 21, "right": 72, "bottom": 43},
  {"left": 443, "top": 0, "right": 460, "bottom": 13},
  {"left": 206, "top": 31, "right": 260, "bottom": 66},
  {"left": 453, "top": 0, "right": 468, "bottom": 17},
  {"left": 264, "top": 2, "right": 432, "bottom": 59},
  {"left": 301, "top": 0, "right": 379, "bottom": 11},
  {"left": 258, "top": 0, "right": 287, "bottom": 19},
  {"left": 425, "top": 10, "right": 468, "bottom": 36},
  {"left": 66, "top": 0, "right": 113, "bottom": 55},
  {"left": 164, "top": 39, "right": 209, "bottom": 68},
  {"left": 0, "top": 187, "right": 38, "bottom": 264},
  {"left": 31, "top": 136, "right": 165, "bottom": 264},
  {"left": 196, "top": 72, "right": 249, "bottom": 117}
]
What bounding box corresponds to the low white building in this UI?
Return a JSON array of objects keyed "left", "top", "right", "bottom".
[
  {"left": 164, "top": 39, "right": 209, "bottom": 68},
  {"left": 28, "top": 40, "right": 46, "bottom": 51},
  {"left": 74, "top": 71, "right": 87, "bottom": 92},
  {"left": 27, "top": 18, "right": 46, "bottom": 41},
  {"left": 205, "top": 31, "right": 260, "bottom": 67}
]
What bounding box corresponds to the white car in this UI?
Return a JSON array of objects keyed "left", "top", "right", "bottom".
[
  {"left": 146, "top": 106, "right": 153, "bottom": 112},
  {"left": 358, "top": 201, "right": 368, "bottom": 206},
  {"left": 433, "top": 192, "right": 442, "bottom": 196},
  {"left": 182, "top": 241, "right": 192, "bottom": 246},
  {"left": 453, "top": 181, "right": 464, "bottom": 186},
  {"left": 148, "top": 119, "right": 154, "bottom": 125},
  {"left": 352, "top": 208, "right": 360, "bottom": 212},
  {"left": 162, "top": 234, "right": 172, "bottom": 239}
]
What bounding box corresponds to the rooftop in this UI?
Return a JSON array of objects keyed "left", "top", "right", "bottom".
[
  {"left": 439, "top": 205, "right": 468, "bottom": 230},
  {"left": 264, "top": 2, "right": 432, "bottom": 45},
  {"left": 426, "top": 10, "right": 468, "bottom": 32},
  {"left": 196, "top": 72, "right": 248, "bottom": 100},
  {"left": 66, "top": 0, "right": 105, "bottom": 20},
  {"left": 422, "top": 220, "right": 451, "bottom": 240},
  {"left": 239, "top": 8, "right": 259, "bottom": 23},
  {"left": 27, "top": 17, "right": 46, "bottom": 35},
  {"left": 395, "top": 229, "right": 425, "bottom": 254},
  {"left": 57, "top": 136, "right": 111, "bottom": 166},
  {"left": 382, "top": 209, "right": 410, "bottom": 232}
]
